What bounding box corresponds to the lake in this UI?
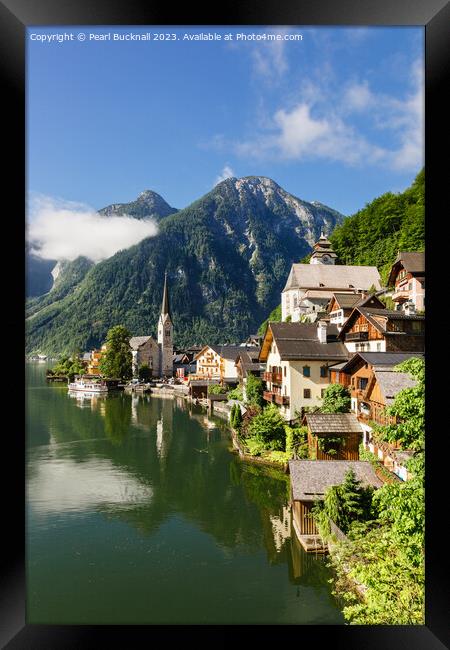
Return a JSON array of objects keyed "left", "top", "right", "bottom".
[{"left": 26, "top": 363, "right": 344, "bottom": 624}]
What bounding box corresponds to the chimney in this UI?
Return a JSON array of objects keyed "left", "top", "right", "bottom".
[{"left": 317, "top": 320, "right": 328, "bottom": 344}]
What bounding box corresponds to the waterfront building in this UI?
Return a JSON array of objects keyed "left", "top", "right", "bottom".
[
  {"left": 129, "top": 336, "right": 160, "bottom": 378},
  {"left": 288, "top": 460, "right": 383, "bottom": 550},
  {"left": 304, "top": 412, "right": 363, "bottom": 461},
  {"left": 259, "top": 320, "right": 348, "bottom": 422},
  {"left": 194, "top": 345, "right": 251, "bottom": 384}
]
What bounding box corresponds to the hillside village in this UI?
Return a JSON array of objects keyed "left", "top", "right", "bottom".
[{"left": 40, "top": 218, "right": 425, "bottom": 623}]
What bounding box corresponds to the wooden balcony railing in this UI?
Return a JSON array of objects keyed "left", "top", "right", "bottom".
[
  {"left": 263, "top": 390, "right": 274, "bottom": 402},
  {"left": 345, "top": 331, "right": 369, "bottom": 342},
  {"left": 262, "top": 371, "right": 283, "bottom": 384},
  {"left": 274, "top": 394, "right": 290, "bottom": 406}
]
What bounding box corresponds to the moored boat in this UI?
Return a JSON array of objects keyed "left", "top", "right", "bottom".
[{"left": 68, "top": 376, "right": 109, "bottom": 393}]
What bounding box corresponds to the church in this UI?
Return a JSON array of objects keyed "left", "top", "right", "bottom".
[
  {"left": 129, "top": 273, "right": 174, "bottom": 378},
  {"left": 281, "top": 232, "right": 382, "bottom": 322}
]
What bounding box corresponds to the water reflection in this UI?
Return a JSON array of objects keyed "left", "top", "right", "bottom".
[{"left": 26, "top": 363, "right": 344, "bottom": 624}]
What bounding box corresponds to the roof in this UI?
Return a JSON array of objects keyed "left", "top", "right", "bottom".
[
  {"left": 301, "top": 290, "right": 335, "bottom": 301},
  {"left": 373, "top": 369, "right": 418, "bottom": 404},
  {"left": 266, "top": 322, "right": 348, "bottom": 361},
  {"left": 195, "top": 345, "right": 257, "bottom": 362},
  {"left": 339, "top": 306, "right": 425, "bottom": 338},
  {"left": 341, "top": 351, "right": 424, "bottom": 373},
  {"left": 129, "top": 336, "right": 154, "bottom": 350},
  {"left": 305, "top": 413, "right": 363, "bottom": 434},
  {"left": 387, "top": 251, "right": 425, "bottom": 285},
  {"left": 330, "top": 293, "right": 364, "bottom": 309},
  {"left": 283, "top": 264, "right": 382, "bottom": 293},
  {"left": 289, "top": 460, "right": 383, "bottom": 501}
]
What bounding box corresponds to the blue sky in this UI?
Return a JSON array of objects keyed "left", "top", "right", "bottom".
[{"left": 27, "top": 26, "right": 423, "bottom": 218}]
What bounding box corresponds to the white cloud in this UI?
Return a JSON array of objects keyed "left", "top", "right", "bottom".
[
  {"left": 223, "top": 58, "right": 424, "bottom": 173},
  {"left": 27, "top": 194, "right": 158, "bottom": 262},
  {"left": 214, "top": 164, "right": 235, "bottom": 185},
  {"left": 344, "top": 81, "right": 373, "bottom": 111}
]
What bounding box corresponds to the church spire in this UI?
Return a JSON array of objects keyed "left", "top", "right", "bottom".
[{"left": 161, "top": 271, "right": 171, "bottom": 318}]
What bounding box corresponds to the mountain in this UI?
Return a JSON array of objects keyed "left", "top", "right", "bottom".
[
  {"left": 26, "top": 190, "right": 177, "bottom": 298},
  {"left": 98, "top": 189, "right": 178, "bottom": 220},
  {"left": 26, "top": 176, "right": 344, "bottom": 354},
  {"left": 256, "top": 169, "right": 425, "bottom": 333}
]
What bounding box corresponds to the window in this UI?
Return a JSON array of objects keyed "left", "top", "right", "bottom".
[
  {"left": 284, "top": 366, "right": 286, "bottom": 377},
  {"left": 304, "top": 389, "right": 311, "bottom": 399},
  {"left": 377, "top": 342, "right": 382, "bottom": 351},
  {"left": 358, "top": 377, "right": 368, "bottom": 390},
  {"left": 303, "top": 366, "right": 310, "bottom": 377},
  {"left": 408, "top": 283, "right": 412, "bottom": 291},
  {"left": 320, "top": 365, "right": 327, "bottom": 378}
]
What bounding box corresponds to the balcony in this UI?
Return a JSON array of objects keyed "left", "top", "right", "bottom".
[
  {"left": 262, "top": 371, "right": 283, "bottom": 384},
  {"left": 263, "top": 390, "right": 274, "bottom": 402},
  {"left": 392, "top": 289, "right": 410, "bottom": 302},
  {"left": 274, "top": 394, "right": 290, "bottom": 406},
  {"left": 345, "top": 331, "right": 369, "bottom": 342}
]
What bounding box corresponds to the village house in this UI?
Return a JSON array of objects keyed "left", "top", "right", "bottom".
[
  {"left": 235, "top": 347, "right": 264, "bottom": 385},
  {"left": 259, "top": 321, "right": 348, "bottom": 422},
  {"left": 288, "top": 460, "right": 383, "bottom": 551},
  {"left": 304, "top": 413, "right": 363, "bottom": 461},
  {"left": 338, "top": 305, "right": 425, "bottom": 354},
  {"left": 281, "top": 232, "right": 382, "bottom": 322},
  {"left": 173, "top": 350, "right": 197, "bottom": 380},
  {"left": 330, "top": 351, "right": 421, "bottom": 481},
  {"left": 86, "top": 344, "right": 107, "bottom": 375},
  {"left": 327, "top": 292, "right": 384, "bottom": 330},
  {"left": 387, "top": 251, "right": 425, "bottom": 313},
  {"left": 194, "top": 345, "right": 251, "bottom": 385}
]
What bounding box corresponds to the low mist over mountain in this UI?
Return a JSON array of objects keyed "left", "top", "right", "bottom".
[{"left": 26, "top": 176, "right": 344, "bottom": 354}]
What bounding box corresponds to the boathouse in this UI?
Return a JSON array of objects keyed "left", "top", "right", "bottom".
[
  {"left": 288, "top": 460, "right": 382, "bottom": 551},
  {"left": 304, "top": 413, "right": 363, "bottom": 461}
]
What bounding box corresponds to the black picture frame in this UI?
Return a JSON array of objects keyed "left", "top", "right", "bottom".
[{"left": 2, "top": 0, "right": 448, "bottom": 646}]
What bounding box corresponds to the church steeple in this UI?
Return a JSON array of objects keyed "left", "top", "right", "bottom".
[
  {"left": 310, "top": 230, "right": 338, "bottom": 265},
  {"left": 161, "top": 271, "right": 171, "bottom": 318},
  {"left": 158, "top": 271, "right": 173, "bottom": 378}
]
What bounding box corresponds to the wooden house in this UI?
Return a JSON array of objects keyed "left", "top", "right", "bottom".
[
  {"left": 259, "top": 320, "right": 348, "bottom": 422},
  {"left": 338, "top": 305, "right": 425, "bottom": 353},
  {"left": 387, "top": 251, "right": 425, "bottom": 312},
  {"left": 288, "top": 460, "right": 382, "bottom": 551},
  {"left": 327, "top": 292, "right": 384, "bottom": 330},
  {"left": 304, "top": 413, "right": 363, "bottom": 461},
  {"left": 194, "top": 345, "right": 253, "bottom": 385}
]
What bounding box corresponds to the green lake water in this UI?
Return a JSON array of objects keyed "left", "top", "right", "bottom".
[{"left": 26, "top": 363, "right": 344, "bottom": 624}]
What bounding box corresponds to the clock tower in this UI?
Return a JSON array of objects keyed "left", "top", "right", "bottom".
[
  {"left": 158, "top": 272, "right": 174, "bottom": 377},
  {"left": 310, "top": 231, "right": 338, "bottom": 265}
]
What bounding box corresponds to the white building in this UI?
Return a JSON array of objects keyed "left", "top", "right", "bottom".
[{"left": 282, "top": 233, "right": 382, "bottom": 322}]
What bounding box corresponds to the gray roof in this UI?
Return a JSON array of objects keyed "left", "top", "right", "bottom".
[
  {"left": 362, "top": 307, "right": 425, "bottom": 321},
  {"left": 340, "top": 307, "right": 425, "bottom": 337},
  {"left": 209, "top": 345, "right": 256, "bottom": 361},
  {"left": 268, "top": 322, "right": 348, "bottom": 361},
  {"left": 388, "top": 252, "right": 425, "bottom": 285},
  {"left": 305, "top": 413, "right": 363, "bottom": 434},
  {"left": 129, "top": 336, "right": 155, "bottom": 350},
  {"left": 289, "top": 460, "right": 383, "bottom": 501},
  {"left": 373, "top": 369, "right": 418, "bottom": 404},
  {"left": 283, "top": 264, "right": 382, "bottom": 293},
  {"left": 341, "top": 352, "right": 423, "bottom": 373},
  {"left": 330, "top": 293, "right": 365, "bottom": 309}
]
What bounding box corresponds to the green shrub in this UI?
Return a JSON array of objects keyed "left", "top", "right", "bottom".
[
  {"left": 208, "top": 384, "right": 227, "bottom": 395},
  {"left": 247, "top": 403, "right": 286, "bottom": 451},
  {"left": 228, "top": 386, "right": 244, "bottom": 401}
]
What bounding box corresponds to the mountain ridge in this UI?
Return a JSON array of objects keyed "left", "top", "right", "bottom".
[{"left": 26, "top": 176, "right": 345, "bottom": 354}]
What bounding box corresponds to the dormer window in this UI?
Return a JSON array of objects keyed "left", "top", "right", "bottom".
[{"left": 349, "top": 284, "right": 354, "bottom": 288}]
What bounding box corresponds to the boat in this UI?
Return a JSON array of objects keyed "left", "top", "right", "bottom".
[{"left": 68, "top": 376, "right": 109, "bottom": 394}]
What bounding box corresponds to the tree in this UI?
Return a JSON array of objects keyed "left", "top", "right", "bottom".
[
  {"left": 247, "top": 404, "right": 286, "bottom": 451},
  {"left": 98, "top": 325, "right": 132, "bottom": 380},
  {"left": 245, "top": 374, "right": 264, "bottom": 408},
  {"left": 138, "top": 364, "right": 152, "bottom": 382},
  {"left": 321, "top": 384, "right": 351, "bottom": 413},
  {"left": 52, "top": 354, "right": 86, "bottom": 381}
]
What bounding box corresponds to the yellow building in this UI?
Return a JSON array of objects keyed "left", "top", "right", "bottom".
[{"left": 87, "top": 344, "right": 107, "bottom": 375}]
